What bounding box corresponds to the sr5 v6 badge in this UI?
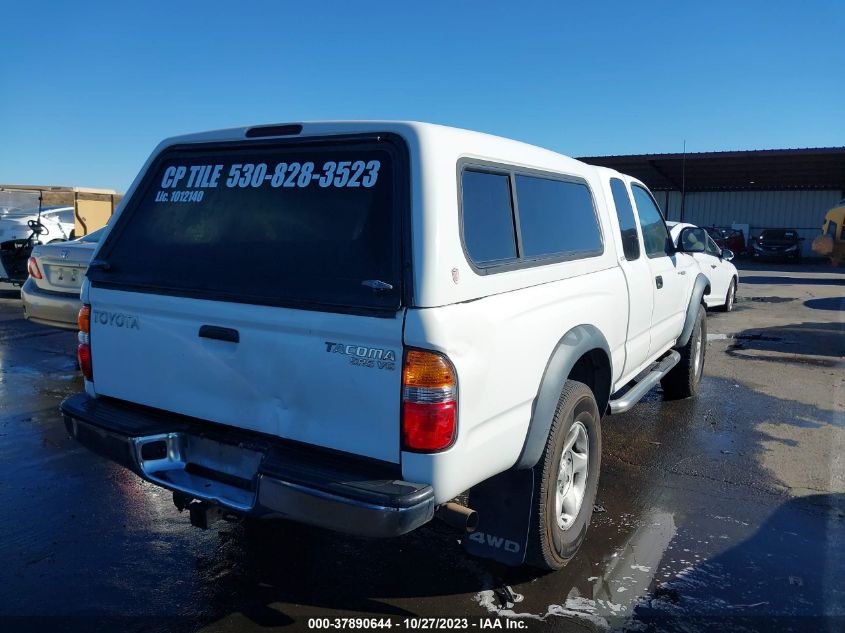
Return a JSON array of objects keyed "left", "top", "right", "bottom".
[{"left": 325, "top": 341, "right": 396, "bottom": 370}]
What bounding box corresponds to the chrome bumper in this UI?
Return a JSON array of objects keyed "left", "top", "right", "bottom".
[{"left": 61, "top": 393, "right": 435, "bottom": 537}]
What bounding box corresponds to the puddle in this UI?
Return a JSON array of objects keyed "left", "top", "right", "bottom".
[
  {"left": 718, "top": 331, "right": 842, "bottom": 366},
  {"left": 707, "top": 334, "right": 788, "bottom": 344},
  {"left": 725, "top": 348, "right": 841, "bottom": 368},
  {"left": 733, "top": 334, "right": 786, "bottom": 342},
  {"left": 0, "top": 329, "right": 68, "bottom": 343},
  {"left": 475, "top": 498, "right": 845, "bottom": 630},
  {"left": 745, "top": 296, "right": 795, "bottom": 304},
  {"left": 474, "top": 509, "right": 677, "bottom": 629}
]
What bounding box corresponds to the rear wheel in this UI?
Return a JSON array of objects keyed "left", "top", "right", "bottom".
[
  {"left": 526, "top": 380, "right": 601, "bottom": 570},
  {"left": 662, "top": 304, "right": 706, "bottom": 399},
  {"left": 716, "top": 279, "right": 736, "bottom": 312}
]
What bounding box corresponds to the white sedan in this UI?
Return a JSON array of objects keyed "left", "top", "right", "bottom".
[{"left": 668, "top": 222, "right": 738, "bottom": 312}]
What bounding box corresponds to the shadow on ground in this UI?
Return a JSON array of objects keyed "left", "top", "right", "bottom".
[
  {"left": 631, "top": 493, "right": 845, "bottom": 632},
  {"left": 804, "top": 297, "right": 845, "bottom": 312},
  {"left": 739, "top": 275, "right": 845, "bottom": 286},
  {"left": 0, "top": 288, "right": 21, "bottom": 300},
  {"left": 724, "top": 321, "right": 845, "bottom": 362}
]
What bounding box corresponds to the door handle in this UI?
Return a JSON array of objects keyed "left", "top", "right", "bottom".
[
  {"left": 655, "top": 275, "right": 663, "bottom": 289},
  {"left": 677, "top": 270, "right": 687, "bottom": 275},
  {"left": 199, "top": 325, "right": 240, "bottom": 343}
]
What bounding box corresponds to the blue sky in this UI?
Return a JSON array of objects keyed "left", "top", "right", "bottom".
[{"left": 2, "top": 1, "right": 843, "bottom": 191}]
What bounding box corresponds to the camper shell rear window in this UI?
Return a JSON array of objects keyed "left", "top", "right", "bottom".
[{"left": 89, "top": 135, "right": 409, "bottom": 314}]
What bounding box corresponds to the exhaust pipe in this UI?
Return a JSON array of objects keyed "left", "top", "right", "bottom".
[{"left": 436, "top": 502, "right": 479, "bottom": 533}]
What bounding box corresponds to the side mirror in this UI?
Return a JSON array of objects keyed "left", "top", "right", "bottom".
[
  {"left": 721, "top": 249, "right": 735, "bottom": 261},
  {"left": 677, "top": 226, "right": 707, "bottom": 253}
]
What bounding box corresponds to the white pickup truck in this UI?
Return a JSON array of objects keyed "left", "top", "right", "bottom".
[{"left": 62, "top": 122, "right": 710, "bottom": 570}]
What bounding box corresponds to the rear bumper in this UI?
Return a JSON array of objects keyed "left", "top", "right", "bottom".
[
  {"left": 61, "top": 393, "right": 435, "bottom": 537},
  {"left": 20, "top": 278, "right": 80, "bottom": 329}
]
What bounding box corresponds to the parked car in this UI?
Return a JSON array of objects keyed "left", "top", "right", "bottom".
[
  {"left": 21, "top": 228, "right": 104, "bottom": 329},
  {"left": 0, "top": 206, "right": 76, "bottom": 284},
  {"left": 61, "top": 121, "right": 710, "bottom": 570},
  {"left": 750, "top": 228, "right": 803, "bottom": 260},
  {"left": 0, "top": 205, "right": 75, "bottom": 243},
  {"left": 668, "top": 222, "right": 738, "bottom": 311},
  {"left": 811, "top": 199, "right": 845, "bottom": 267},
  {"left": 708, "top": 226, "right": 746, "bottom": 257}
]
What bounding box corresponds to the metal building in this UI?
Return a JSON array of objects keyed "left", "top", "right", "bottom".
[{"left": 580, "top": 147, "right": 845, "bottom": 257}]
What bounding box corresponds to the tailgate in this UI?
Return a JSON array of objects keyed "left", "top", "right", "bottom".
[{"left": 89, "top": 288, "right": 404, "bottom": 462}]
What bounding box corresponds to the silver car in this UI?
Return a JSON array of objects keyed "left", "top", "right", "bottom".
[{"left": 21, "top": 228, "right": 104, "bottom": 329}]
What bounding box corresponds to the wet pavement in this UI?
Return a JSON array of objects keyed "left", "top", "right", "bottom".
[{"left": 0, "top": 263, "right": 843, "bottom": 632}]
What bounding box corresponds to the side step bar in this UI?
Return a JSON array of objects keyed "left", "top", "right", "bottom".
[{"left": 608, "top": 350, "right": 681, "bottom": 414}]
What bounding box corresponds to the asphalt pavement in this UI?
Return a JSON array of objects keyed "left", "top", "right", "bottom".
[{"left": 0, "top": 262, "right": 842, "bottom": 632}]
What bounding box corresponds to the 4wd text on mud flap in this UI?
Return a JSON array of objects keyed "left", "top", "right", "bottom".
[{"left": 468, "top": 531, "right": 521, "bottom": 553}]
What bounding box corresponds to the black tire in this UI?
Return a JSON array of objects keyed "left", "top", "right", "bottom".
[
  {"left": 662, "top": 304, "right": 706, "bottom": 399},
  {"left": 526, "top": 380, "right": 601, "bottom": 571},
  {"left": 716, "top": 278, "right": 736, "bottom": 312}
]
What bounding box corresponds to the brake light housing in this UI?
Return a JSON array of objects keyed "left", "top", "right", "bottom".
[
  {"left": 27, "top": 257, "right": 43, "bottom": 279},
  {"left": 77, "top": 305, "right": 92, "bottom": 380},
  {"left": 401, "top": 349, "right": 457, "bottom": 452}
]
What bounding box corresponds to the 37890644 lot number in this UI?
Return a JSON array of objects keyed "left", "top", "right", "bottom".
[{"left": 306, "top": 618, "right": 474, "bottom": 629}]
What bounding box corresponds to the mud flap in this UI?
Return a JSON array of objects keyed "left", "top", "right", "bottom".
[{"left": 463, "top": 468, "right": 535, "bottom": 566}]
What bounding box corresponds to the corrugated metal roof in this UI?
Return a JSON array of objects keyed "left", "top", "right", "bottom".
[{"left": 579, "top": 147, "right": 845, "bottom": 192}]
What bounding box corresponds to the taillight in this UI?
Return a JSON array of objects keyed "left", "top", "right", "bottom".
[
  {"left": 78, "top": 304, "right": 90, "bottom": 333},
  {"left": 401, "top": 349, "right": 457, "bottom": 451},
  {"left": 27, "top": 257, "right": 42, "bottom": 279},
  {"left": 77, "top": 305, "right": 92, "bottom": 380}
]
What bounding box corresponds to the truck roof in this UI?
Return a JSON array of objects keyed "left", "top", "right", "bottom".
[{"left": 155, "top": 120, "right": 602, "bottom": 180}]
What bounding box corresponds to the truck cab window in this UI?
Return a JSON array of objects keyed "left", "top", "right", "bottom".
[
  {"left": 609, "top": 178, "right": 641, "bottom": 260},
  {"left": 631, "top": 185, "right": 672, "bottom": 258}
]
